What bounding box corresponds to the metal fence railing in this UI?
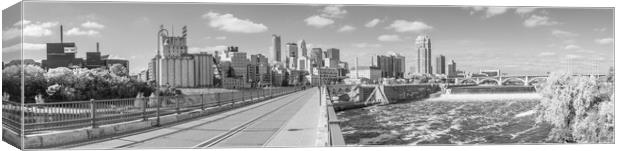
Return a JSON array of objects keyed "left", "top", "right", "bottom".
[
  {"left": 323, "top": 86, "right": 345, "bottom": 146},
  {"left": 2, "top": 87, "right": 302, "bottom": 134}
]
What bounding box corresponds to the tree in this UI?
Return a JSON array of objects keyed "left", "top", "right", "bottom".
[
  {"left": 2, "top": 65, "right": 47, "bottom": 103},
  {"left": 109, "top": 64, "right": 129, "bottom": 77},
  {"left": 536, "top": 71, "right": 614, "bottom": 143}
]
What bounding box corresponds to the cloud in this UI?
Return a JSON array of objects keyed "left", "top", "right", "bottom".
[
  {"left": 107, "top": 55, "right": 126, "bottom": 60},
  {"left": 485, "top": 7, "right": 509, "bottom": 18},
  {"left": 65, "top": 27, "right": 100, "bottom": 36},
  {"left": 594, "top": 38, "right": 613, "bottom": 45},
  {"left": 594, "top": 28, "right": 607, "bottom": 32},
  {"left": 538, "top": 52, "right": 556, "bottom": 57},
  {"left": 551, "top": 29, "right": 579, "bottom": 38},
  {"left": 352, "top": 43, "right": 382, "bottom": 48},
  {"left": 564, "top": 44, "right": 581, "bottom": 50},
  {"left": 215, "top": 36, "right": 227, "bottom": 40},
  {"left": 2, "top": 28, "right": 21, "bottom": 41},
  {"left": 320, "top": 5, "right": 347, "bottom": 18},
  {"left": 23, "top": 21, "right": 58, "bottom": 37},
  {"left": 81, "top": 21, "right": 105, "bottom": 29},
  {"left": 304, "top": 5, "right": 347, "bottom": 28},
  {"left": 188, "top": 45, "right": 228, "bottom": 54},
  {"left": 13, "top": 20, "right": 31, "bottom": 26},
  {"left": 467, "top": 6, "right": 509, "bottom": 18},
  {"left": 3, "top": 20, "right": 59, "bottom": 40},
  {"left": 515, "top": 7, "right": 537, "bottom": 15},
  {"left": 2, "top": 43, "right": 46, "bottom": 52},
  {"left": 365, "top": 18, "right": 381, "bottom": 28},
  {"left": 304, "top": 15, "right": 334, "bottom": 28},
  {"left": 523, "top": 15, "right": 559, "bottom": 27},
  {"left": 565, "top": 54, "right": 582, "bottom": 59},
  {"left": 202, "top": 11, "right": 268, "bottom": 33},
  {"left": 378, "top": 34, "right": 403, "bottom": 42},
  {"left": 386, "top": 20, "right": 433, "bottom": 33},
  {"left": 338, "top": 25, "right": 356, "bottom": 32}
]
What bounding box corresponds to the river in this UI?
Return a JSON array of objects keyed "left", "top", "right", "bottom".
[{"left": 336, "top": 93, "right": 558, "bottom": 145}]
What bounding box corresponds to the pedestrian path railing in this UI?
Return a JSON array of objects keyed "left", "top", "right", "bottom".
[
  {"left": 2, "top": 87, "right": 302, "bottom": 134},
  {"left": 323, "top": 87, "right": 345, "bottom": 146}
]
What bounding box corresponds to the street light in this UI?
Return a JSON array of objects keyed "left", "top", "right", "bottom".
[{"left": 156, "top": 26, "right": 169, "bottom": 127}]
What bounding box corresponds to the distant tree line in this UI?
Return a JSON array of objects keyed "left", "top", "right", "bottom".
[{"left": 2, "top": 64, "right": 154, "bottom": 103}]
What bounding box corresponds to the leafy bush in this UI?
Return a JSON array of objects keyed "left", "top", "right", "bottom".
[
  {"left": 536, "top": 71, "right": 614, "bottom": 143},
  {"left": 2, "top": 65, "right": 153, "bottom": 103},
  {"left": 2, "top": 65, "right": 48, "bottom": 103}
]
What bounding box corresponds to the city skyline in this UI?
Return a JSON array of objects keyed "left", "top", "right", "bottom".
[{"left": 2, "top": 2, "right": 614, "bottom": 75}]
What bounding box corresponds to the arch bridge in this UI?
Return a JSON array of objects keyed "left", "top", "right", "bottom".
[{"left": 450, "top": 74, "right": 605, "bottom": 86}]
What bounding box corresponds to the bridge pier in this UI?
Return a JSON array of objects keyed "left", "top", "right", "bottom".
[
  {"left": 524, "top": 76, "right": 529, "bottom": 86},
  {"left": 498, "top": 77, "right": 503, "bottom": 86}
]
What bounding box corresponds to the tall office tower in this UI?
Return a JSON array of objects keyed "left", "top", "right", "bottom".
[
  {"left": 436, "top": 55, "right": 446, "bottom": 74},
  {"left": 325, "top": 48, "right": 340, "bottom": 61},
  {"left": 310, "top": 48, "right": 323, "bottom": 67},
  {"left": 298, "top": 39, "right": 308, "bottom": 57},
  {"left": 286, "top": 43, "right": 298, "bottom": 58},
  {"left": 447, "top": 60, "right": 457, "bottom": 77},
  {"left": 325, "top": 48, "right": 340, "bottom": 68},
  {"left": 416, "top": 35, "right": 432, "bottom": 74},
  {"left": 374, "top": 52, "right": 406, "bottom": 78},
  {"left": 286, "top": 43, "right": 298, "bottom": 69},
  {"left": 271, "top": 34, "right": 281, "bottom": 62},
  {"left": 393, "top": 54, "right": 406, "bottom": 78}
]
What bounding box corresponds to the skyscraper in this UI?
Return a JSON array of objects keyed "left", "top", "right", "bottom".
[
  {"left": 286, "top": 43, "right": 298, "bottom": 69},
  {"left": 325, "top": 48, "right": 340, "bottom": 68},
  {"left": 374, "top": 52, "right": 405, "bottom": 78},
  {"left": 436, "top": 55, "right": 446, "bottom": 74},
  {"left": 298, "top": 39, "right": 307, "bottom": 57},
  {"left": 416, "top": 35, "right": 432, "bottom": 74},
  {"left": 286, "top": 43, "right": 298, "bottom": 58},
  {"left": 310, "top": 48, "right": 323, "bottom": 67},
  {"left": 271, "top": 34, "right": 281, "bottom": 62},
  {"left": 448, "top": 60, "right": 457, "bottom": 77}
]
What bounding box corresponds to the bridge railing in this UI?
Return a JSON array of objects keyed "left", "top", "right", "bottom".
[
  {"left": 323, "top": 86, "right": 346, "bottom": 146},
  {"left": 2, "top": 87, "right": 302, "bottom": 135}
]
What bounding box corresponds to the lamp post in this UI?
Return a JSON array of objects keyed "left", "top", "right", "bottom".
[{"left": 156, "top": 26, "right": 169, "bottom": 127}]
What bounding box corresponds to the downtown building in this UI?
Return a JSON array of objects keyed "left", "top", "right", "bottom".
[
  {"left": 250, "top": 54, "right": 271, "bottom": 87},
  {"left": 219, "top": 46, "right": 252, "bottom": 89},
  {"left": 285, "top": 43, "right": 298, "bottom": 69},
  {"left": 324, "top": 48, "right": 340, "bottom": 68},
  {"left": 309, "top": 48, "right": 324, "bottom": 67},
  {"left": 416, "top": 35, "right": 432, "bottom": 74},
  {"left": 149, "top": 25, "right": 216, "bottom": 88},
  {"left": 271, "top": 34, "right": 281, "bottom": 63},
  {"left": 447, "top": 60, "right": 458, "bottom": 78},
  {"left": 373, "top": 52, "right": 406, "bottom": 79},
  {"left": 435, "top": 55, "right": 446, "bottom": 75},
  {"left": 347, "top": 66, "right": 382, "bottom": 83}
]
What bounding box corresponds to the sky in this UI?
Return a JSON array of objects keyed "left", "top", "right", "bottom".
[{"left": 2, "top": 2, "right": 614, "bottom": 75}]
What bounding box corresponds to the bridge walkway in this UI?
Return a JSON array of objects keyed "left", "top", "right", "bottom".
[{"left": 60, "top": 88, "right": 327, "bottom": 149}]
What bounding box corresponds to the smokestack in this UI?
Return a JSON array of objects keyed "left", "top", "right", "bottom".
[
  {"left": 60, "top": 25, "right": 64, "bottom": 43},
  {"left": 356, "top": 57, "right": 359, "bottom": 79},
  {"left": 96, "top": 42, "right": 100, "bottom": 53}
]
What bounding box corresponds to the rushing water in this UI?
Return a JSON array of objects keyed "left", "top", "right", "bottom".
[{"left": 337, "top": 93, "right": 558, "bottom": 145}]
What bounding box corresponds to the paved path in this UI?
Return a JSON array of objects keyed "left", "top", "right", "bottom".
[{"left": 62, "top": 88, "right": 323, "bottom": 149}]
